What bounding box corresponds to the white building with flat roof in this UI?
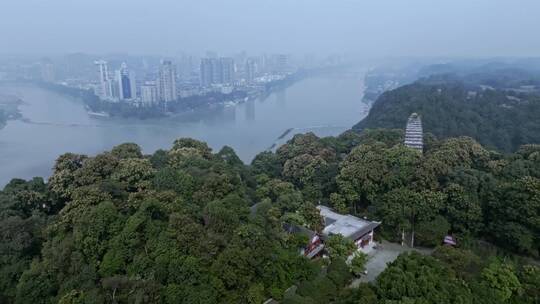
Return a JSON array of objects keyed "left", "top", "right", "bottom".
[{"left": 317, "top": 205, "right": 381, "bottom": 253}]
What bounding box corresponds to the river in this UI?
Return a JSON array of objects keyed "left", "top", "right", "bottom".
[{"left": 0, "top": 71, "right": 368, "bottom": 186}]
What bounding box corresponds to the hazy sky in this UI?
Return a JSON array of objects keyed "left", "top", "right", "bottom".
[{"left": 1, "top": 0, "right": 540, "bottom": 57}]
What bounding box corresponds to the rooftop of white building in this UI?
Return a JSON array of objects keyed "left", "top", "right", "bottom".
[{"left": 317, "top": 205, "right": 380, "bottom": 241}]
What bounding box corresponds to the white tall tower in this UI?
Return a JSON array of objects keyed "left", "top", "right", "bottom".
[
  {"left": 158, "top": 60, "right": 177, "bottom": 102},
  {"left": 404, "top": 113, "right": 424, "bottom": 153},
  {"left": 94, "top": 60, "right": 113, "bottom": 99}
]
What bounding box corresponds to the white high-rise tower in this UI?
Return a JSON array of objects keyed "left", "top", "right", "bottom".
[
  {"left": 158, "top": 60, "right": 177, "bottom": 102},
  {"left": 94, "top": 60, "right": 113, "bottom": 99}
]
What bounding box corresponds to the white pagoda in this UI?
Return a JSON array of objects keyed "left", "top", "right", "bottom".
[{"left": 404, "top": 113, "right": 423, "bottom": 153}]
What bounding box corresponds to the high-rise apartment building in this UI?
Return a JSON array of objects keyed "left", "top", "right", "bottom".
[
  {"left": 141, "top": 81, "right": 159, "bottom": 106},
  {"left": 199, "top": 57, "right": 235, "bottom": 87},
  {"left": 245, "top": 59, "right": 257, "bottom": 83},
  {"left": 276, "top": 54, "right": 288, "bottom": 74},
  {"left": 94, "top": 60, "right": 113, "bottom": 99},
  {"left": 116, "top": 62, "right": 136, "bottom": 100},
  {"left": 158, "top": 60, "right": 177, "bottom": 102},
  {"left": 178, "top": 55, "right": 194, "bottom": 81},
  {"left": 41, "top": 62, "right": 55, "bottom": 83},
  {"left": 200, "top": 58, "right": 215, "bottom": 87},
  {"left": 220, "top": 57, "right": 235, "bottom": 84}
]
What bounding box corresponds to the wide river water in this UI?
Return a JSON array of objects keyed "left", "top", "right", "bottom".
[{"left": 0, "top": 71, "right": 368, "bottom": 186}]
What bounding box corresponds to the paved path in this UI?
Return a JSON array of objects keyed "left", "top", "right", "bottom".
[{"left": 350, "top": 240, "right": 432, "bottom": 287}]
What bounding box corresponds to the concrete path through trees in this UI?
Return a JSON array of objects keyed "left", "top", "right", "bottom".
[{"left": 350, "top": 240, "right": 432, "bottom": 287}]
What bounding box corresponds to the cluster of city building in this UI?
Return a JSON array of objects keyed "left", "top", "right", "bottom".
[
  {"left": 0, "top": 52, "right": 349, "bottom": 111},
  {"left": 92, "top": 54, "right": 293, "bottom": 107},
  {"left": 94, "top": 60, "right": 177, "bottom": 106}
]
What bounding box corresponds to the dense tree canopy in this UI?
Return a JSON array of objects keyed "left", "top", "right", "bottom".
[
  {"left": 335, "top": 246, "right": 539, "bottom": 304},
  {"left": 1, "top": 126, "right": 538, "bottom": 303},
  {"left": 354, "top": 72, "right": 540, "bottom": 153}
]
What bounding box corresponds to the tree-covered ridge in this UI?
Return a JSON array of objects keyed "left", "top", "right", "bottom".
[
  {"left": 354, "top": 74, "right": 540, "bottom": 153},
  {"left": 1, "top": 139, "right": 334, "bottom": 303},
  {"left": 417, "top": 60, "right": 540, "bottom": 89},
  {"left": 0, "top": 130, "right": 539, "bottom": 303}
]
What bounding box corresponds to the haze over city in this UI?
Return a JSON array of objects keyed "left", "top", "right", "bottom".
[
  {"left": 1, "top": 1, "right": 540, "bottom": 304},
  {"left": 2, "top": 0, "right": 540, "bottom": 57}
]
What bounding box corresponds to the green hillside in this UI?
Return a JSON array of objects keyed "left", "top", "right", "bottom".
[
  {"left": 354, "top": 72, "right": 540, "bottom": 153},
  {"left": 1, "top": 131, "right": 539, "bottom": 303}
]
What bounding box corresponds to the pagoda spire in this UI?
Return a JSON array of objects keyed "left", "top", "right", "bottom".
[{"left": 404, "top": 113, "right": 423, "bottom": 153}]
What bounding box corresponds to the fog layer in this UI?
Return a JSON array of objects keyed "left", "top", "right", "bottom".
[{"left": 1, "top": 0, "right": 539, "bottom": 57}]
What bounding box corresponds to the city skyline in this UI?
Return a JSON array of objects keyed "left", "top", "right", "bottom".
[{"left": 65, "top": 51, "right": 310, "bottom": 108}]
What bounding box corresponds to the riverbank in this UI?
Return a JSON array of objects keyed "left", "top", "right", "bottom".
[
  {"left": 0, "top": 94, "right": 23, "bottom": 129},
  {"left": 0, "top": 73, "right": 366, "bottom": 186},
  {"left": 24, "top": 67, "right": 329, "bottom": 120}
]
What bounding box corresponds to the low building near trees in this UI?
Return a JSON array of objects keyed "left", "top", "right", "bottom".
[
  {"left": 283, "top": 223, "right": 324, "bottom": 259},
  {"left": 443, "top": 235, "right": 457, "bottom": 246},
  {"left": 317, "top": 205, "right": 381, "bottom": 253},
  {"left": 283, "top": 206, "right": 381, "bottom": 259}
]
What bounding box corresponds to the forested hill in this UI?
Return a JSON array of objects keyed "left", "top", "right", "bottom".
[
  {"left": 1, "top": 131, "right": 539, "bottom": 303},
  {"left": 354, "top": 69, "right": 540, "bottom": 153}
]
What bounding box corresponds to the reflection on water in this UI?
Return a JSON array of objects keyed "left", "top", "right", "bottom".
[
  {"left": 245, "top": 100, "right": 255, "bottom": 122},
  {"left": 276, "top": 90, "right": 287, "bottom": 106},
  {"left": 0, "top": 72, "right": 367, "bottom": 185}
]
